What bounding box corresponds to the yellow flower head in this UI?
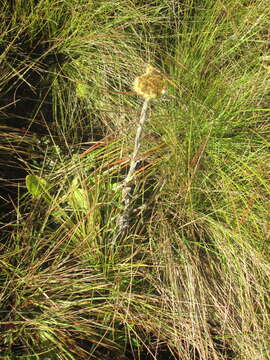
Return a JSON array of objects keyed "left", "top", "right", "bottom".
[{"left": 133, "top": 64, "right": 166, "bottom": 100}]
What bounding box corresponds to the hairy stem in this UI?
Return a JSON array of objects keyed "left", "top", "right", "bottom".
[{"left": 115, "top": 98, "right": 150, "bottom": 240}]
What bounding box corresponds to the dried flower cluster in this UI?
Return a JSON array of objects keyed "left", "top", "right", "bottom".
[{"left": 133, "top": 64, "right": 166, "bottom": 99}]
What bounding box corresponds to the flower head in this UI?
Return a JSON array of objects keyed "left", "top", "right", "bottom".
[{"left": 133, "top": 64, "right": 166, "bottom": 99}]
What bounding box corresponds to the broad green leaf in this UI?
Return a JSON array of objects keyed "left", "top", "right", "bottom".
[
  {"left": 25, "top": 175, "right": 49, "bottom": 199},
  {"left": 68, "top": 188, "right": 89, "bottom": 212}
]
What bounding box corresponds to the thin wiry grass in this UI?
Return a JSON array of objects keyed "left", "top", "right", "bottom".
[{"left": 0, "top": 0, "right": 269, "bottom": 359}]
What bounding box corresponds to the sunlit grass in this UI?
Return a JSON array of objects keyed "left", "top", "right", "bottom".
[{"left": 0, "top": 0, "right": 269, "bottom": 359}]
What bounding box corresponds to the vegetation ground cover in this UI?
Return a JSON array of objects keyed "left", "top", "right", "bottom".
[{"left": 0, "top": 0, "right": 269, "bottom": 359}]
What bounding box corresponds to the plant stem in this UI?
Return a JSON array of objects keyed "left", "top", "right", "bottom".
[
  {"left": 115, "top": 98, "right": 150, "bottom": 239},
  {"left": 124, "top": 98, "right": 150, "bottom": 185}
]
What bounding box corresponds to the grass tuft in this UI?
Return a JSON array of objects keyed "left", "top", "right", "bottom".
[{"left": 0, "top": 0, "right": 269, "bottom": 359}]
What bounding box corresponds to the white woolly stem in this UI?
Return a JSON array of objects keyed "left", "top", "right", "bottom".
[
  {"left": 115, "top": 98, "right": 150, "bottom": 240},
  {"left": 124, "top": 98, "right": 150, "bottom": 185}
]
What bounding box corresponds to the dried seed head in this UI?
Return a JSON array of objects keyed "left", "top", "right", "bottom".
[{"left": 133, "top": 64, "right": 166, "bottom": 99}]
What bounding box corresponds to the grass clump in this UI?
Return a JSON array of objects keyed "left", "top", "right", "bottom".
[{"left": 0, "top": 0, "right": 269, "bottom": 359}]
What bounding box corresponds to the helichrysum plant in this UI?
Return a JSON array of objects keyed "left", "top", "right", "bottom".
[{"left": 115, "top": 64, "right": 166, "bottom": 239}]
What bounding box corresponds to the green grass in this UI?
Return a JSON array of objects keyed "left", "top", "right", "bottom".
[{"left": 0, "top": 0, "right": 269, "bottom": 359}]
